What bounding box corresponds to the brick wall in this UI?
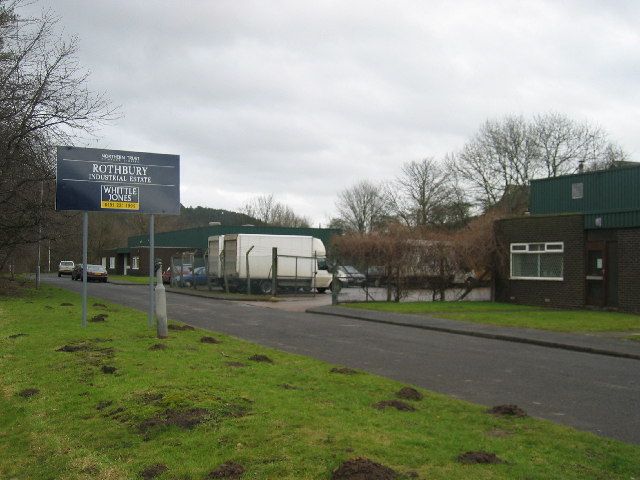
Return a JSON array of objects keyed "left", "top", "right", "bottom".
[
  {"left": 617, "top": 229, "right": 640, "bottom": 313},
  {"left": 495, "top": 214, "right": 585, "bottom": 308},
  {"left": 129, "top": 247, "right": 188, "bottom": 276}
]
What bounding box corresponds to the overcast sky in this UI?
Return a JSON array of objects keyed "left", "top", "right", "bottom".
[{"left": 24, "top": 1, "right": 640, "bottom": 226}]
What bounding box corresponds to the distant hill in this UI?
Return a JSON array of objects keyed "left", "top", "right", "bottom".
[{"left": 173, "top": 206, "right": 264, "bottom": 229}]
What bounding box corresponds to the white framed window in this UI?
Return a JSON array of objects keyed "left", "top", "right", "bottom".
[
  {"left": 109, "top": 256, "right": 116, "bottom": 269},
  {"left": 131, "top": 256, "right": 140, "bottom": 270},
  {"left": 510, "top": 242, "right": 564, "bottom": 280},
  {"left": 101, "top": 257, "right": 107, "bottom": 268}
]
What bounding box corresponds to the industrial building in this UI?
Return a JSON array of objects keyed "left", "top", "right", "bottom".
[
  {"left": 101, "top": 225, "right": 340, "bottom": 276},
  {"left": 495, "top": 165, "right": 640, "bottom": 312}
]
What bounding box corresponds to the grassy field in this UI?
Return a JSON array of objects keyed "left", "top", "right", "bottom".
[
  {"left": 344, "top": 301, "right": 640, "bottom": 333},
  {"left": 1, "top": 282, "right": 639, "bottom": 479}
]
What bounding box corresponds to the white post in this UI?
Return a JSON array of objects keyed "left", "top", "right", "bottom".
[{"left": 155, "top": 262, "right": 168, "bottom": 338}]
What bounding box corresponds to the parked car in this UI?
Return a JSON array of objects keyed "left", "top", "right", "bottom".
[
  {"left": 58, "top": 260, "right": 75, "bottom": 277},
  {"left": 179, "top": 266, "right": 207, "bottom": 286},
  {"left": 71, "top": 264, "right": 108, "bottom": 282},
  {"left": 170, "top": 264, "right": 193, "bottom": 285},
  {"left": 334, "top": 265, "right": 366, "bottom": 287},
  {"left": 162, "top": 267, "right": 172, "bottom": 284}
]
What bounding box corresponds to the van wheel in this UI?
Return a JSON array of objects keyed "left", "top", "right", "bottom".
[
  {"left": 329, "top": 280, "right": 342, "bottom": 292},
  {"left": 259, "top": 280, "right": 272, "bottom": 295}
]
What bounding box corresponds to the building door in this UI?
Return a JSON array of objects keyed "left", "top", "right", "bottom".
[
  {"left": 585, "top": 241, "right": 619, "bottom": 307},
  {"left": 585, "top": 241, "right": 605, "bottom": 307}
]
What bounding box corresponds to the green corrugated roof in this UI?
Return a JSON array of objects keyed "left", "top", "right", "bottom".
[
  {"left": 530, "top": 165, "right": 640, "bottom": 229},
  {"left": 128, "top": 225, "right": 341, "bottom": 251}
]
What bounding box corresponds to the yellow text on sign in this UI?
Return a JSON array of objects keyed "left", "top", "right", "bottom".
[{"left": 101, "top": 201, "right": 140, "bottom": 210}]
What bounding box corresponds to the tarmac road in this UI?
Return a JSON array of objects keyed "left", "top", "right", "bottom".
[{"left": 44, "top": 275, "right": 640, "bottom": 444}]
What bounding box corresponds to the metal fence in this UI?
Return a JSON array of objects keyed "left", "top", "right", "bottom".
[
  {"left": 169, "top": 252, "right": 205, "bottom": 289},
  {"left": 168, "top": 249, "right": 322, "bottom": 297},
  {"left": 328, "top": 265, "right": 492, "bottom": 304}
]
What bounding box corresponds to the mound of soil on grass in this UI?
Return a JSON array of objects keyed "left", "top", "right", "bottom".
[
  {"left": 104, "top": 406, "right": 126, "bottom": 419},
  {"left": 395, "top": 387, "right": 423, "bottom": 401},
  {"left": 56, "top": 341, "right": 114, "bottom": 358},
  {"left": 225, "top": 361, "right": 246, "bottom": 368},
  {"left": 330, "top": 367, "right": 358, "bottom": 375},
  {"left": 139, "top": 392, "right": 163, "bottom": 404},
  {"left": 201, "top": 336, "right": 220, "bottom": 344},
  {"left": 8, "top": 333, "right": 27, "bottom": 339},
  {"left": 138, "top": 408, "right": 210, "bottom": 433},
  {"left": 331, "top": 457, "right": 398, "bottom": 480},
  {"left": 149, "top": 343, "right": 167, "bottom": 351},
  {"left": 96, "top": 400, "right": 113, "bottom": 410},
  {"left": 487, "top": 404, "right": 527, "bottom": 417},
  {"left": 206, "top": 461, "right": 245, "bottom": 479},
  {"left": 60, "top": 302, "right": 73, "bottom": 306},
  {"left": 18, "top": 388, "right": 39, "bottom": 398},
  {"left": 140, "top": 463, "right": 168, "bottom": 479},
  {"left": 57, "top": 343, "right": 90, "bottom": 352},
  {"left": 457, "top": 451, "right": 504, "bottom": 464},
  {"left": 101, "top": 365, "right": 117, "bottom": 374},
  {"left": 248, "top": 354, "right": 273, "bottom": 363},
  {"left": 373, "top": 400, "right": 416, "bottom": 412},
  {"left": 168, "top": 323, "right": 195, "bottom": 331},
  {"left": 90, "top": 314, "right": 108, "bottom": 322},
  {"left": 279, "top": 383, "right": 300, "bottom": 390}
]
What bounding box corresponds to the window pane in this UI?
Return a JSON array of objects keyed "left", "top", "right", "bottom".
[
  {"left": 512, "top": 253, "right": 539, "bottom": 277},
  {"left": 511, "top": 244, "right": 526, "bottom": 251},
  {"left": 529, "top": 244, "right": 544, "bottom": 251},
  {"left": 540, "top": 253, "right": 563, "bottom": 278}
]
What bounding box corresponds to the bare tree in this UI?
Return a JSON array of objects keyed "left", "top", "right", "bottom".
[
  {"left": 0, "top": 1, "right": 117, "bottom": 270},
  {"left": 449, "top": 114, "right": 628, "bottom": 210},
  {"left": 335, "top": 180, "right": 388, "bottom": 233},
  {"left": 531, "top": 113, "right": 626, "bottom": 177},
  {"left": 387, "top": 158, "right": 470, "bottom": 227},
  {"left": 240, "top": 194, "right": 310, "bottom": 227},
  {"left": 332, "top": 224, "right": 421, "bottom": 302}
]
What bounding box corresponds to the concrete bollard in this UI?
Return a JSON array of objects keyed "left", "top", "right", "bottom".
[{"left": 155, "top": 262, "right": 168, "bottom": 339}]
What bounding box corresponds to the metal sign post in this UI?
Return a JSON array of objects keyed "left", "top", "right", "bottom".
[
  {"left": 148, "top": 214, "right": 155, "bottom": 328},
  {"left": 82, "top": 211, "right": 88, "bottom": 327}
]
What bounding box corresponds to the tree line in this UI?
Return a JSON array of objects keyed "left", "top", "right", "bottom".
[
  {"left": 329, "top": 114, "right": 629, "bottom": 301},
  {"left": 331, "top": 113, "right": 628, "bottom": 233}
]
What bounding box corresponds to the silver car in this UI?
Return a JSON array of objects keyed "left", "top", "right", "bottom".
[{"left": 58, "top": 260, "right": 75, "bottom": 277}]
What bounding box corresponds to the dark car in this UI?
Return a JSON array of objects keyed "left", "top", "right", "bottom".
[
  {"left": 71, "top": 264, "right": 108, "bottom": 282},
  {"left": 179, "top": 266, "right": 207, "bottom": 286}
]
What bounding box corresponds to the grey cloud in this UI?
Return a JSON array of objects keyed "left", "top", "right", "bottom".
[{"left": 22, "top": 0, "right": 640, "bottom": 224}]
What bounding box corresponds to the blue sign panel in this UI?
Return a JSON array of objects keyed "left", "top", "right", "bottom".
[{"left": 56, "top": 146, "right": 180, "bottom": 214}]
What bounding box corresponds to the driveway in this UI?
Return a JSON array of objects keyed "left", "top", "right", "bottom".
[{"left": 44, "top": 275, "right": 640, "bottom": 444}]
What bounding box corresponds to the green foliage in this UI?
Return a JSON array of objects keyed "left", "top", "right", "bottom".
[{"left": 1, "top": 285, "right": 639, "bottom": 479}]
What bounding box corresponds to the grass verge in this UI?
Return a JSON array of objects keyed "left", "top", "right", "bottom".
[
  {"left": 344, "top": 301, "right": 640, "bottom": 332},
  {"left": 108, "top": 274, "right": 155, "bottom": 285},
  {"left": 1, "top": 283, "right": 639, "bottom": 479}
]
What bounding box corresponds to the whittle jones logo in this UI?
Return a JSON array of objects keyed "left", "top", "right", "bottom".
[{"left": 100, "top": 185, "right": 140, "bottom": 210}]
